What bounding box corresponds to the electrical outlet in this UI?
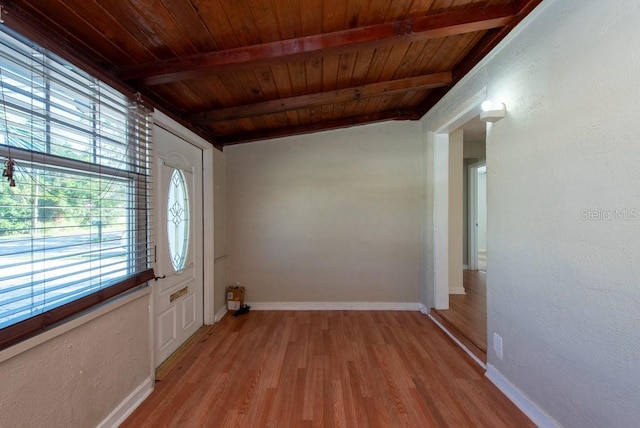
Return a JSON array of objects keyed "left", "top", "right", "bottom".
[{"left": 493, "top": 333, "right": 503, "bottom": 360}]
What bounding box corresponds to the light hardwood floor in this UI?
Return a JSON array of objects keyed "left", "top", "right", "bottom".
[
  {"left": 432, "top": 270, "right": 487, "bottom": 362},
  {"left": 123, "top": 310, "right": 531, "bottom": 427}
]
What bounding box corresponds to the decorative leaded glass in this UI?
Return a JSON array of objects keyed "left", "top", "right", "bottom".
[{"left": 167, "top": 169, "right": 189, "bottom": 270}]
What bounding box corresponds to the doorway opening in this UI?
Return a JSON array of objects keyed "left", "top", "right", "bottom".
[{"left": 430, "top": 102, "right": 488, "bottom": 364}]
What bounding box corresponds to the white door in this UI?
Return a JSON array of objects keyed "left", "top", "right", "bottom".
[{"left": 153, "top": 125, "right": 204, "bottom": 368}]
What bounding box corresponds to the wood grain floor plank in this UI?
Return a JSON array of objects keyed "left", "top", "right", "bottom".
[
  {"left": 433, "top": 269, "right": 488, "bottom": 355},
  {"left": 122, "top": 310, "right": 533, "bottom": 427}
]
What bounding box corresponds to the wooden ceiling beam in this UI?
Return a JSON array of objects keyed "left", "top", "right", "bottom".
[
  {"left": 452, "top": 0, "right": 543, "bottom": 81},
  {"left": 217, "top": 110, "right": 417, "bottom": 146},
  {"left": 416, "top": 0, "right": 543, "bottom": 116},
  {"left": 117, "top": 4, "right": 515, "bottom": 85},
  {"left": 188, "top": 72, "right": 452, "bottom": 124}
]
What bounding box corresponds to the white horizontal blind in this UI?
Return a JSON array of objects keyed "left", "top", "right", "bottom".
[{"left": 0, "top": 26, "right": 153, "bottom": 333}]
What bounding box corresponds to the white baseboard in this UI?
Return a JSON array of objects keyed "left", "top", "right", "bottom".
[
  {"left": 449, "top": 286, "right": 467, "bottom": 295},
  {"left": 463, "top": 264, "right": 470, "bottom": 269},
  {"left": 247, "top": 301, "right": 423, "bottom": 311},
  {"left": 428, "top": 314, "right": 486, "bottom": 369},
  {"left": 214, "top": 304, "right": 228, "bottom": 322},
  {"left": 418, "top": 303, "right": 428, "bottom": 314},
  {"left": 97, "top": 377, "right": 153, "bottom": 428},
  {"left": 485, "top": 364, "right": 561, "bottom": 428}
]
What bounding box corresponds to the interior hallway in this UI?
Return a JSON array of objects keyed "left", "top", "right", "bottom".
[{"left": 123, "top": 310, "right": 529, "bottom": 427}]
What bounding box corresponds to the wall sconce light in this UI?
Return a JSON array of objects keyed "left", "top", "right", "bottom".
[{"left": 480, "top": 100, "right": 506, "bottom": 123}]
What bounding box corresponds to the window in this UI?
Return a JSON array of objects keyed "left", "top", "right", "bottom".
[
  {"left": 167, "top": 169, "right": 189, "bottom": 271},
  {"left": 0, "top": 27, "right": 153, "bottom": 349}
]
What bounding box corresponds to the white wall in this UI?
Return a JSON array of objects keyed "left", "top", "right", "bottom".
[
  {"left": 422, "top": 0, "right": 640, "bottom": 426},
  {"left": 225, "top": 121, "right": 423, "bottom": 305},
  {"left": 462, "top": 140, "right": 486, "bottom": 266},
  {"left": 477, "top": 169, "right": 487, "bottom": 251},
  {"left": 0, "top": 291, "right": 151, "bottom": 427},
  {"left": 448, "top": 129, "right": 464, "bottom": 294}
]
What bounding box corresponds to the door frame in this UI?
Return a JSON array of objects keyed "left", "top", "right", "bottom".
[
  {"left": 468, "top": 160, "right": 486, "bottom": 271},
  {"left": 151, "top": 110, "right": 215, "bottom": 368},
  {"left": 432, "top": 88, "right": 486, "bottom": 309}
]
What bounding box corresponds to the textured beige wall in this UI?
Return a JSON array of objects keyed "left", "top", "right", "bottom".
[
  {"left": 421, "top": 0, "right": 640, "bottom": 425},
  {"left": 0, "top": 293, "right": 150, "bottom": 427},
  {"left": 225, "top": 121, "right": 423, "bottom": 304}
]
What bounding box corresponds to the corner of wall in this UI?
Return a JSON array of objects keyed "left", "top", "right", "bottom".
[
  {"left": 97, "top": 377, "right": 154, "bottom": 428},
  {"left": 485, "top": 365, "right": 561, "bottom": 428}
]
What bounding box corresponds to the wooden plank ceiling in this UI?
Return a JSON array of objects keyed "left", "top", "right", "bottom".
[{"left": 1, "top": 0, "right": 542, "bottom": 147}]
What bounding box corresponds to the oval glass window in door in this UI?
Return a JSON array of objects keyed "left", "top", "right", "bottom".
[{"left": 167, "top": 169, "right": 189, "bottom": 271}]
